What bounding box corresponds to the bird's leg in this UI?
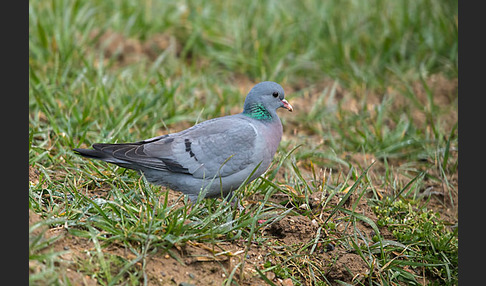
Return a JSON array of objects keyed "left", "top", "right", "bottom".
[{"left": 227, "top": 191, "right": 244, "bottom": 212}]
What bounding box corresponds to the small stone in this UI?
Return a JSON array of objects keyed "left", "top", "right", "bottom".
[
  {"left": 299, "top": 203, "right": 309, "bottom": 210},
  {"left": 325, "top": 243, "right": 335, "bottom": 252},
  {"left": 59, "top": 252, "right": 73, "bottom": 261},
  {"left": 179, "top": 283, "right": 196, "bottom": 286},
  {"left": 266, "top": 271, "right": 275, "bottom": 281},
  {"left": 282, "top": 278, "right": 294, "bottom": 286}
]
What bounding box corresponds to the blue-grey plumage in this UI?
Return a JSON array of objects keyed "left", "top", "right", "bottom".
[{"left": 74, "top": 81, "right": 293, "bottom": 202}]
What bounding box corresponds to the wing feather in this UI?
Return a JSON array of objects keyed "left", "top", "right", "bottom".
[{"left": 86, "top": 115, "right": 258, "bottom": 179}]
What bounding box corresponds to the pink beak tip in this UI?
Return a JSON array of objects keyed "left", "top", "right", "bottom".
[{"left": 282, "top": 99, "right": 293, "bottom": 112}]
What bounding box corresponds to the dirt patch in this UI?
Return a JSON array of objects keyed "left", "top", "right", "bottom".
[
  {"left": 143, "top": 241, "right": 238, "bottom": 286},
  {"left": 324, "top": 250, "right": 369, "bottom": 283},
  {"left": 29, "top": 165, "right": 41, "bottom": 186},
  {"left": 267, "top": 215, "right": 318, "bottom": 245},
  {"left": 29, "top": 209, "right": 47, "bottom": 240},
  {"left": 418, "top": 176, "right": 459, "bottom": 226},
  {"left": 88, "top": 29, "right": 181, "bottom": 67},
  {"left": 30, "top": 225, "right": 253, "bottom": 285}
]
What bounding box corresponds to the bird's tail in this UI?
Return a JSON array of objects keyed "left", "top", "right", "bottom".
[
  {"left": 73, "top": 147, "right": 112, "bottom": 160},
  {"left": 73, "top": 143, "right": 135, "bottom": 168}
]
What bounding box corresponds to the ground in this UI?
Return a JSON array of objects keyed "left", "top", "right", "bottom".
[{"left": 29, "top": 167, "right": 387, "bottom": 285}]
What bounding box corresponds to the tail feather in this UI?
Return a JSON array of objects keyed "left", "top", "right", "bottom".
[
  {"left": 73, "top": 142, "right": 168, "bottom": 172},
  {"left": 73, "top": 148, "right": 109, "bottom": 160},
  {"left": 73, "top": 147, "right": 132, "bottom": 166}
]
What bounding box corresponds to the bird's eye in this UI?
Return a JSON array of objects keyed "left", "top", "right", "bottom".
[{"left": 272, "top": 91, "right": 279, "bottom": 98}]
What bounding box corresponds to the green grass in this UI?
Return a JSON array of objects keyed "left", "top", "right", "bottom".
[{"left": 29, "top": 0, "right": 458, "bottom": 285}]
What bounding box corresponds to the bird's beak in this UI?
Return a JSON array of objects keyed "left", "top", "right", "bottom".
[{"left": 281, "top": 99, "right": 293, "bottom": 112}]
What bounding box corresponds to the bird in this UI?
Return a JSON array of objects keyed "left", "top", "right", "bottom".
[{"left": 73, "top": 81, "right": 293, "bottom": 203}]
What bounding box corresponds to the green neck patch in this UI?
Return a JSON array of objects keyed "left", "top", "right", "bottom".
[{"left": 243, "top": 103, "right": 273, "bottom": 120}]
